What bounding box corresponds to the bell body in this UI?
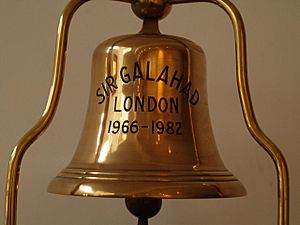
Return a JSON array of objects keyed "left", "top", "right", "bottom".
[{"left": 48, "top": 22, "right": 246, "bottom": 198}]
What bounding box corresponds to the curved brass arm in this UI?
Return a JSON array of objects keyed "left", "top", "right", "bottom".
[
  {"left": 4, "top": 1, "right": 289, "bottom": 225},
  {"left": 4, "top": 1, "right": 91, "bottom": 225},
  {"left": 170, "top": 0, "right": 289, "bottom": 225}
]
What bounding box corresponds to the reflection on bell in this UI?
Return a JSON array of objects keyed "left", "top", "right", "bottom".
[
  {"left": 4, "top": 1, "right": 291, "bottom": 225},
  {"left": 48, "top": 18, "right": 246, "bottom": 198}
]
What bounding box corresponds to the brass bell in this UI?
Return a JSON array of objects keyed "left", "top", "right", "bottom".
[
  {"left": 4, "top": 1, "right": 290, "bottom": 225},
  {"left": 48, "top": 0, "right": 246, "bottom": 199}
]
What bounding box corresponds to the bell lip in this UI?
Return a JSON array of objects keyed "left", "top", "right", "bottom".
[{"left": 47, "top": 177, "right": 246, "bottom": 199}]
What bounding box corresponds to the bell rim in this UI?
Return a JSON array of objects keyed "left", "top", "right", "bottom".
[
  {"left": 54, "top": 167, "right": 239, "bottom": 182},
  {"left": 47, "top": 173, "right": 246, "bottom": 199}
]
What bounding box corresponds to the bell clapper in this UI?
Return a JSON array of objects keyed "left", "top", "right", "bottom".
[{"left": 125, "top": 198, "right": 162, "bottom": 225}]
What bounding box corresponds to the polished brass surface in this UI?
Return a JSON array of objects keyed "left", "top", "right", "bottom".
[
  {"left": 131, "top": 0, "right": 172, "bottom": 19},
  {"left": 168, "top": 1, "right": 288, "bottom": 224},
  {"left": 4, "top": 1, "right": 91, "bottom": 225},
  {"left": 4, "top": 0, "right": 289, "bottom": 225},
  {"left": 169, "top": 1, "right": 289, "bottom": 225},
  {"left": 48, "top": 19, "right": 246, "bottom": 198}
]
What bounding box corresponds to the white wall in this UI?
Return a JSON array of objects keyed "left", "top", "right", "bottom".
[{"left": 0, "top": 0, "right": 299, "bottom": 225}]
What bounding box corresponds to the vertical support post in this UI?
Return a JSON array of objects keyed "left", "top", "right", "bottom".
[
  {"left": 171, "top": 0, "right": 290, "bottom": 224},
  {"left": 4, "top": 1, "right": 90, "bottom": 225}
]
